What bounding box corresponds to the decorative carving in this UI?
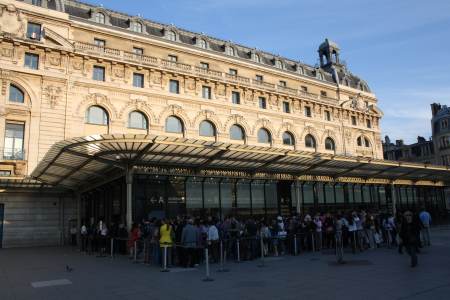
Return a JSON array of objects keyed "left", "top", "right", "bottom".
[
  {"left": 344, "top": 129, "right": 352, "bottom": 143},
  {"left": 71, "top": 60, "right": 83, "bottom": 71},
  {"left": 151, "top": 71, "right": 162, "bottom": 84},
  {"left": 186, "top": 78, "right": 196, "bottom": 91},
  {"left": 48, "top": 55, "right": 61, "bottom": 66},
  {"left": 1, "top": 48, "right": 13, "bottom": 58},
  {"left": 118, "top": 98, "right": 156, "bottom": 122},
  {"left": 112, "top": 66, "right": 124, "bottom": 78},
  {"left": 43, "top": 85, "right": 63, "bottom": 109},
  {"left": 0, "top": 4, "right": 27, "bottom": 38},
  {"left": 217, "top": 84, "right": 226, "bottom": 96},
  {"left": 75, "top": 93, "right": 118, "bottom": 118}
]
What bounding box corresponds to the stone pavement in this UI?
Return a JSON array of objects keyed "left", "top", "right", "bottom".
[{"left": 1, "top": 229, "right": 450, "bottom": 300}]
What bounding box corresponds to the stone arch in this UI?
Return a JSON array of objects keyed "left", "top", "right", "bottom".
[
  {"left": 224, "top": 114, "right": 251, "bottom": 137},
  {"left": 192, "top": 110, "right": 223, "bottom": 133},
  {"left": 118, "top": 99, "right": 157, "bottom": 124},
  {"left": 157, "top": 104, "right": 191, "bottom": 129},
  {"left": 321, "top": 129, "right": 339, "bottom": 146},
  {"left": 300, "top": 126, "right": 320, "bottom": 147},
  {"left": 75, "top": 93, "right": 118, "bottom": 120},
  {"left": 277, "top": 122, "right": 299, "bottom": 143},
  {"left": 4, "top": 75, "right": 37, "bottom": 108},
  {"left": 252, "top": 118, "right": 276, "bottom": 137}
]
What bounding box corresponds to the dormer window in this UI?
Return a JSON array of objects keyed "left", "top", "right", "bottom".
[
  {"left": 275, "top": 60, "right": 283, "bottom": 69},
  {"left": 297, "top": 65, "right": 304, "bottom": 75},
  {"left": 254, "top": 53, "right": 261, "bottom": 63},
  {"left": 132, "top": 22, "right": 143, "bottom": 33},
  {"left": 198, "top": 39, "right": 207, "bottom": 49},
  {"left": 317, "top": 72, "right": 324, "bottom": 80},
  {"left": 167, "top": 30, "right": 176, "bottom": 41},
  {"left": 226, "top": 46, "right": 235, "bottom": 56},
  {"left": 95, "top": 12, "right": 105, "bottom": 24}
]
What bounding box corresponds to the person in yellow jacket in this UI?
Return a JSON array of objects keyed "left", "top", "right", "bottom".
[{"left": 159, "top": 219, "right": 173, "bottom": 267}]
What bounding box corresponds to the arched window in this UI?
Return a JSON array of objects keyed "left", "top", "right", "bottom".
[
  {"left": 357, "top": 136, "right": 362, "bottom": 147},
  {"left": 364, "top": 137, "right": 370, "bottom": 148},
  {"left": 95, "top": 12, "right": 105, "bottom": 24},
  {"left": 282, "top": 132, "right": 295, "bottom": 146},
  {"left": 226, "top": 46, "right": 235, "bottom": 56},
  {"left": 198, "top": 39, "right": 207, "bottom": 49},
  {"left": 165, "top": 116, "right": 183, "bottom": 133},
  {"left": 167, "top": 30, "right": 176, "bottom": 41},
  {"left": 305, "top": 134, "right": 316, "bottom": 149},
  {"left": 275, "top": 60, "right": 283, "bottom": 69},
  {"left": 230, "top": 124, "right": 245, "bottom": 140},
  {"left": 357, "top": 136, "right": 370, "bottom": 148},
  {"left": 325, "top": 137, "right": 335, "bottom": 151},
  {"left": 199, "top": 120, "right": 216, "bottom": 137},
  {"left": 9, "top": 84, "right": 24, "bottom": 103},
  {"left": 254, "top": 53, "right": 260, "bottom": 63},
  {"left": 86, "top": 106, "right": 108, "bottom": 125},
  {"left": 257, "top": 128, "right": 271, "bottom": 144},
  {"left": 132, "top": 22, "right": 143, "bottom": 33},
  {"left": 128, "top": 111, "right": 148, "bottom": 129}
]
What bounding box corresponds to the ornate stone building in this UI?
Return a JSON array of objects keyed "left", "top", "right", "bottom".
[
  {"left": 0, "top": 0, "right": 448, "bottom": 248},
  {"left": 431, "top": 103, "right": 450, "bottom": 166}
]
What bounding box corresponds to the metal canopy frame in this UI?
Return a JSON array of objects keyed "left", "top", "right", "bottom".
[{"left": 29, "top": 134, "right": 450, "bottom": 191}]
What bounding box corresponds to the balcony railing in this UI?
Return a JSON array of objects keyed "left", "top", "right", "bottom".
[
  {"left": 2, "top": 148, "right": 25, "bottom": 160},
  {"left": 72, "top": 40, "right": 340, "bottom": 103}
]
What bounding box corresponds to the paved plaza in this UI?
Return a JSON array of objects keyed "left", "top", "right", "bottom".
[{"left": 1, "top": 228, "right": 450, "bottom": 300}]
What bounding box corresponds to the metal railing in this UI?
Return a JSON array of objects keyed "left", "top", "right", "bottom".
[{"left": 2, "top": 148, "right": 25, "bottom": 160}]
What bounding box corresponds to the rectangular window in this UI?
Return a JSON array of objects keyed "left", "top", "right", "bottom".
[
  {"left": 94, "top": 38, "right": 105, "bottom": 48},
  {"left": 26, "top": 22, "right": 41, "bottom": 40},
  {"left": 169, "top": 79, "right": 179, "bottom": 94},
  {"left": 232, "top": 91, "right": 240, "bottom": 104},
  {"left": 320, "top": 91, "right": 327, "bottom": 97},
  {"left": 202, "top": 86, "right": 211, "bottom": 99},
  {"left": 229, "top": 68, "right": 237, "bottom": 76},
  {"left": 351, "top": 116, "right": 357, "bottom": 126},
  {"left": 3, "top": 123, "right": 24, "bottom": 160},
  {"left": 93, "top": 66, "right": 105, "bottom": 81},
  {"left": 32, "top": 0, "right": 42, "bottom": 5},
  {"left": 0, "top": 170, "right": 11, "bottom": 176},
  {"left": 133, "top": 47, "right": 144, "bottom": 55},
  {"left": 133, "top": 73, "right": 144, "bottom": 88},
  {"left": 366, "top": 119, "right": 372, "bottom": 128},
  {"left": 200, "top": 62, "right": 209, "bottom": 69},
  {"left": 325, "top": 110, "right": 331, "bottom": 121},
  {"left": 283, "top": 101, "right": 290, "bottom": 113},
  {"left": 168, "top": 55, "right": 178, "bottom": 62},
  {"left": 258, "top": 97, "right": 266, "bottom": 109},
  {"left": 304, "top": 106, "right": 312, "bottom": 117},
  {"left": 279, "top": 80, "right": 287, "bottom": 87},
  {"left": 301, "top": 86, "right": 308, "bottom": 92},
  {"left": 255, "top": 75, "right": 263, "bottom": 82},
  {"left": 24, "top": 53, "right": 39, "bottom": 70}
]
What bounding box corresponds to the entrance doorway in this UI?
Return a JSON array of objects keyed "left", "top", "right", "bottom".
[{"left": 277, "top": 181, "right": 293, "bottom": 216}]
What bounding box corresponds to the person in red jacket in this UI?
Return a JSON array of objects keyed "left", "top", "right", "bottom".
[{"left": 128, "top": 223, "right": 140, "bottom": 259}]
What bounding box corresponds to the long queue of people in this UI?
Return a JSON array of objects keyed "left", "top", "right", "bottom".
[{"left": 75, "top": 208, "right": 432, "bottom": 268}]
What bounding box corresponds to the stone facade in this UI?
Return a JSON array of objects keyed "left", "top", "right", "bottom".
[{"left": 0, "top": 0, "right": 383, "bottom": 178}]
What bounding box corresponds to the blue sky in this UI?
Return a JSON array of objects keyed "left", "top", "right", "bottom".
[{"left": 84, "top": 0, "right": 450, "bottom": 143}]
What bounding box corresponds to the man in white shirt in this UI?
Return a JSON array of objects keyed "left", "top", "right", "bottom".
[{"left": 207, "top": 221, "right": 219, "bottom": 263}]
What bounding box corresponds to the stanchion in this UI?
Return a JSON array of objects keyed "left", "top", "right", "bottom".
[
  {"left": 311, "top": 233, "right": 316, "bottom": 252},
  {"left": 294, "top": 234, "right": 298, "bottom": 256},
  {"left": 110, "top": 238, "right": 114, "bottom": 259},
  {"left": 236, "top": 239, "right": 241, "bottom": 263},
  {"left": 161, "top": 245, "right": 170, "bottom": 272},
  {"left": 133, "top": 240, "right": 138, "bottom": 263},
  {"left": 217, "top": 240, "right": 229, "bottom": 272},
  {"left": 203, "top": 247, "right": 214, "bottom": 282},
  {"left": 258, "top": 235, "right": 266, "bottom": 268},
  {"left": 335, "top": 234, "right": 344, "bottom": 264},
  {"left": 352, "top": 231, "right": 357, "bottom": 253},
  {"left": 142, "top": 240, "right": 147, "bottom": 264}
]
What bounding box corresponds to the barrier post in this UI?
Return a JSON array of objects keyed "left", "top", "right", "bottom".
[
  {"left": 217, "top": 240, "right": 229, "bottom": 272},
  {"left": 294, "top": 234, "right": 298, "bottom": 256},
  {"left": 143, "top": 240, "right": 147, "bottom": 264},
  {"left": 133, "top": 240, "right": 138, "bottom": 263},
  {"left": 202, "top": 247, "right": 214, "bottom": 282},
  {"left": 236, "top": 239, "right": 241, "bottom": 263},
  {"left": 110, "top": 238, "right": 114, "bottom": 259},
  {"left": 258, "top": 234, "right": 266, "bottom": 268},
  {"left": 161, "top": 245, "right": 170, "bottom": 272},
  {"left": 353, "top": 231, "right": 357, "bottom": 253},
  {"left": 311, "top": 233, "right": 315, "bottom": 252},
  {"left": 336, "top": 234, "right": 344, "bottom": 264}
]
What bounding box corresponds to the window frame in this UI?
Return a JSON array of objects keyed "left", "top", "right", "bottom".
[
  {"left": 92, "top": 65, "right": 105, "bottom": 81},
  {"left": 133, "top": 73, "right": 144, "bottom": 88},
  {"left": 26, "top": 22, "right": 42, "bottom": 40},
  {"left": 199, "top": 120, "right": 216, "bottom": 137},
  {"left": 128, "top": 111, "right": 148, "bottom": 129},
  {"left": 165, "top": 116, "right": 184, "bottom": 134},
  {"left": 282, "top": 132, "right": 295, "bottom": 146},
  {"left": 258, "top": 97, "right": 267, "bottom": 109},
  {"left": 202, "top": 86, "right": 212, "bottom": 99},
  {"left": 283, "top": 101, "right": 290, "bottom": 113},
  {"left": 85, "top": 105, "right": 109, "bottom": 125},
  {"left": 231, "top": 91, "right": 240, "bottom": 104},
  {"left": 304, "top": 106, "right": 312, "bottom": 118},
  {"left": 24, "top": 52, "right": 39, "bottom": 70},
  {"left": 325, "top": 137, "right": 335, "bottom": 151},
  {"left": 305, "top": 134, "right": 316, "bottom": 149},
  {"left": 230, "top": 124, "right": 245, "bottom": 141},
  {"left": 3, "top": 122, "right": 25, "bottom": 160},
  {"left": 8, "top": 84, "right": 25, "bottom": 103},
  {"left": 257, "top": 128, "right": 272, "bottom": 144},
  {"left": 169, "top": 79, "right": 180, "bottom": 94}
]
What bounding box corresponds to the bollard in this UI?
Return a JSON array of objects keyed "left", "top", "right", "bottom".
[
  {"left": 202, "top": 247, "right": 214, "bottom": 282},
  {"left": 217, "top": 240, "right": 229, "bottom": 272},
  {"left": 236, "top": 239, "right": 241, "bottom": 263},
  {"left": 258, "top": 234, "right": 266, "bottom": 268},
  {"left": 110, "top": 238, "right": 114, "bottom": 259},
  {"left": 161, "top": 245, "right": 170, "bottom": 272},
  {"left": 294, "top": 234, "right": 298, "bottom": 256}
]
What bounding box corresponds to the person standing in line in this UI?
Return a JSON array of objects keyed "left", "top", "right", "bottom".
[
  {"left": 399, "top": 211, "right": 421, "bottom": 268},
  {"left": 80, "top": 222, "right": 88, "bottom": 252},
  {"left": 313, "top": 214, "right": 323, "bottom": 251},
  {"left": 128, "top": 223, "right": 140, "bottom": 259},
  {"left": 159, "top": 219, "right": 174, "bottom": 267},
  {"left": 207, "top": 219, "right": 220, "bottom": 263},
  {"left": 181, "top": 218, "right": 199, "bottom": 268},
  {"left": 419, "top": 208, "right": 432, "bottom": 247}
]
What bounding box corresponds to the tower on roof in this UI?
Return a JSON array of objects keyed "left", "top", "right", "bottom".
[{"left": 318, "top": 38, "right": 341, "bottom": 68}]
